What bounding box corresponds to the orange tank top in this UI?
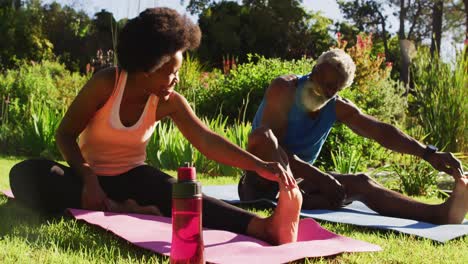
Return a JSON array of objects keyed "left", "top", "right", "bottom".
[{"left": 78, "top": 69, "right": 159, "bottom": 176}]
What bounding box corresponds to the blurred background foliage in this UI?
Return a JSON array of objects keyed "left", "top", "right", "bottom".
[{"left": 0, "top": 0, "right": 467, "bottom": 195}]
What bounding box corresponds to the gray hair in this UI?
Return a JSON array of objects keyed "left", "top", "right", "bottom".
[{"left": 315, "top": 48, "right": 356, "bottom": 90}]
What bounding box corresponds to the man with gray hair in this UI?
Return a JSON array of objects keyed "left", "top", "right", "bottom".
[{"left": 239, "top": 48, "right": 468, "bottom": 224}]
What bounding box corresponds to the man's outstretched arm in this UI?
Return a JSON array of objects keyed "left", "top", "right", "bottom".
[{"left": 336, "top": 98, "right": 464, "bottom": 179}]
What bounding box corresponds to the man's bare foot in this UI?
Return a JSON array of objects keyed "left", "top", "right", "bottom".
[
  {"left": 247, "top": 182, "right": 302, "bottom": 245},
  {"left": 108, "top": 199, "right": 162, "bottom": 216},
  {"left": 442, "top": 177, "right": 468, "bottom": 224}
]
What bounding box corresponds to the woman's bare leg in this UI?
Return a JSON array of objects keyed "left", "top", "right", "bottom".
[{"left": 246, "top": 181, "right": 302, "bottom": 245}]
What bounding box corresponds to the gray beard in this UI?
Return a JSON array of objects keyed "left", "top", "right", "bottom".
[{"left": 301, "top": 81, "right": 331, "bottom": 112}]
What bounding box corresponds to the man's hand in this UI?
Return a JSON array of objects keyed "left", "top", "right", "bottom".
[
  {"left": 317, "top": 172, "right": 346, "bottom": 208},
  {"left": 81, "top": 179, "right": 110, "bottom": 211},
  {"left": 426, "top": 152, "right": 464, "bottom": 179},
  {"left": 256, "top": 161, "right": 297, "bottom": 189}
]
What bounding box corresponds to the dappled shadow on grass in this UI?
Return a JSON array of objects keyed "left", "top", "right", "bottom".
[{"left": 0, "top": 198, "right": 167, "bottom": 263}]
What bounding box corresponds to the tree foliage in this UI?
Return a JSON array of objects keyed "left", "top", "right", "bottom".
[
  {"left": 0, "top": 0, "right": 53, "bottom": 68},
  {"left": 337, "top": 0, "right": 391, "bottom": 60},
  {"left": 0, "top": 0, "right": 118, "bottom": 72},
  {"left": 195, "top": 0, "right": 334, "bottom": 67},
  {"left": 444, "top": 0, "right": 466, "bottom": 43},
  {"left": 41, "top": 2, "right": 93, "bottom": 71}
]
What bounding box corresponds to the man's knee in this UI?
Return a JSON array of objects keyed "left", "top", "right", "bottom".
[
  {"left": 238, "top": 171, "right": 278, "bottom": 201},
  {"left": 247, "top": 126, "right": 278, "bottom": 150},
  {"left": 355, "top": 173, "right": 376, "bottom": 186}
]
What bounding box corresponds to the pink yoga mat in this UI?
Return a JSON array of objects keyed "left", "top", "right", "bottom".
[
  {"left": 2, "top": 189, "right": 13, "bottom": 198},
  {"left": 2, "top": 190, "right": 380, "bottom": 262},
  {"left": 70, "top": 209, "right": 380, "bottom": 263}
]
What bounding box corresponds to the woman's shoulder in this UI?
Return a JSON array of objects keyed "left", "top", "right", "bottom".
[
  {"left": 90, "top": 67, "right": 119, "bottom": 91},
  {"left": 75, "top": 67, "right": 119, "bottom": 110},
  {"left": 84, "top": 67, "right": 120, "bottom": 99}
]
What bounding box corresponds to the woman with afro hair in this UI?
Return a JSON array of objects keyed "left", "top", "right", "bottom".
[{"left": 9, "top": 7, "right": 302, "bottom": 245}]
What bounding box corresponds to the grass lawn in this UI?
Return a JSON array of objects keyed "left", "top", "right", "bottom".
[{"left": 1, "top": 157, "right": 467, "bottom": 263}]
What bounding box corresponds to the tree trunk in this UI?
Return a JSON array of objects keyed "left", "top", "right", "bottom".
[
  {"left": 399, "top": 0, "right": 406, "bottom": 39},
  {"left": 430, "top": 0, "right": 444, "bottom": 57},
  {"left": 399, "top": 0, "right": 410, "bottom": 90},
  {"left": 377, "top": 10, "right": 389, "bottom": 59},
  {"left": 464, "top": 0, "right": 468, "bottom": 42}
]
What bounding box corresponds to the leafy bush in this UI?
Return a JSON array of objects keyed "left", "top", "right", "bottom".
[
  {"left": 147, "top": 114, "right": 251, "bottom": 176},
  {"left": 336, "top": 33, "right": 407, "bottom": 125},
  {"left": 193, "top": 54, "right": 314, "bottom": 121},
  {"left": 0, "top": 60, "right": 87, "bottom": 156},
  {"left": 330, "top": 145, "right": 363, "bottom": 174},
  {"left": 22, "top": 104, "right": 62, "bottom": 158},
  {"left": 410, "top": 47, "right": 467, "bottom": 153},
  {"left": 0, "top": 60, "right": 87, "bottom": 125},
  {"left": 318, "top": 34, "right": 406, "bottom": 170},
  {"left": 391, "top": 155, "right": 438, "bottom": 196}
]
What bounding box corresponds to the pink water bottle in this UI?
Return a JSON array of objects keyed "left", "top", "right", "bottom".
[{"left": 170, "top": 163, "right": 204, "bottom": 264}]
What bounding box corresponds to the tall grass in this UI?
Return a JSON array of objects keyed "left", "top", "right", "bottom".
[
  {"left": 147, "top": 114, "right": 252, "bottom": 176},
  {"left": 22, "top": 103, "right": 62, "bottom": 158},
  {"left": 1, "top": 158, "right": 467, "bottom": 264},
  {"left": 330, "top": 147, "right": 363, "bottom": 174},
  {"left": 411, "top": 47, "right": 468, "bottom": 153},
  {"left": 391, "top": 154, "right": 438, "bottom": 196}
]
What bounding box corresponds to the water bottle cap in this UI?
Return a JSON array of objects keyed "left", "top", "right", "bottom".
[
  {"left": 178, "top": 166, "right": 196, "bottom": 181},
  {"left": 172, "top": 181, "right": 202, "bottom": 198}
]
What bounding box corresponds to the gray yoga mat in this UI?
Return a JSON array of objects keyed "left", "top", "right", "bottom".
[{"left": 202, "top": 185, "right": 468, "bottom": 243}]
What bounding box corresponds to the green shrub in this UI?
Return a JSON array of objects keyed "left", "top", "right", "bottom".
[
  {"left": 21, "top": 104, "right": 61, "bottom": 158},
  {"left": 147, "top": 114, "right": 251, "bottom": 176},
  {"left": 0, "top": 60, "right": 86, "bottom": 125},
  {"left": 0, "top": 60, "right": 87, "bottom": 155},
  {"left": 318, "top": 34, "right": 406, "bottom": 170},
  {"left": 194, "top": 54, "right": 314, "bottom": 121},
  {"left": 329, "top": 145, "right": 363, "bottom": 174},
  {"left": 410, "top": 47, "right": 468, "bottom": 153},
  {"left": 391, "top": 154, "right": 438, "bottom": 196}
]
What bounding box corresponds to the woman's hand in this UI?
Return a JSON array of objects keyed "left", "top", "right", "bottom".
[
  {"left": 256, "top": 161, "right": 297, "bottom": 188},
  {"left": 81, "top": 178, "right": 110, "bottom": 211}
]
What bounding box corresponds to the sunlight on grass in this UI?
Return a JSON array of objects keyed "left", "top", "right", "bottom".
[
  {"left": 1, "top": 157, "right": 467, "bottom": 263},
  {"left": 0, "top": 156, "right": 22, "bottom": 190}
]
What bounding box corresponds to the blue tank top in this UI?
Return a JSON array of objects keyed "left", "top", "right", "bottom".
[{"left": 252, "top": 75, "right": 337, "bottom": 164}]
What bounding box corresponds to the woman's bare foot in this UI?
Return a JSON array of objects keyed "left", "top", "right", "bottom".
[
  {"left": 247, "top": 182, "right": 302, "bottom": 245},
  {"left": 442, "top": 177, "right": 468, "bottom": 224},
  {"left": 108, "top": 199, "right": 162, "bottom": 215}
]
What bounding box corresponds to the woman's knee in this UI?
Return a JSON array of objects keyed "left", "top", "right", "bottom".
[
  {"left": 9, "top": 159, "right": 51, "bottom": 190},
  {"left": 9, "top": 159, "right": 57, "bottom": 210}
]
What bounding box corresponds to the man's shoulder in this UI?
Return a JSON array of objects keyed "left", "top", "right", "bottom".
[
  {"left": 267, "top": 74, "right": 298, "bottom": 99},
  {"left": 335, "top": 96, "right": 362, "bottom": 121},
  {"left": 336, "top": 96, "right": 359, "bottom": 108}
]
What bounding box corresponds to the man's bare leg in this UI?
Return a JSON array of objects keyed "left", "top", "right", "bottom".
[
  {"left": 441, "top": 177, "right": 468, "bottom": 224},
  {"left": 304, "top": 172, "right": 468, "bottom": 224},
  {"left": 246, "top": 127, "right": 343, "bottom": 208}
]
